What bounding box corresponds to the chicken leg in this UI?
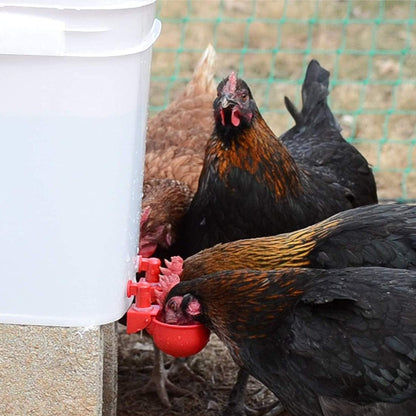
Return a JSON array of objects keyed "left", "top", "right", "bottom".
[
  {"left": 223, "top": 368, "right": 285, "bottom": 416},
  {"left": 138, "top": 342, "right": 195, "bottom": 407}
]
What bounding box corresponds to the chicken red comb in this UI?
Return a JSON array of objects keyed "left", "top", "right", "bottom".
[
  {"left": 154, "top": 272, "right": 180, "bottom": 306},
  {"left": 154, "top": 256, "right": 184, "bottom": 306},
  {"left": 224, "top": 71, "right": 237, "bottom": 94},
  {"left": 160, "top": 256, "right": 184, "bottom": 276}
]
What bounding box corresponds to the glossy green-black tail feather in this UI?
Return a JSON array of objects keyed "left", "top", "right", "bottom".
[
  {"left": 285, "top": 59, "right": 340, "bottom": 131},
  {"left": 281, "top": 59, "right": 378, "bottom": 207}
]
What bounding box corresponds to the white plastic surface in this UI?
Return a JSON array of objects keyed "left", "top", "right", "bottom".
[
  {"left": 0, "top": 0, "right": 156, "bottom": 10},
  {"left": 0, "top": 4, "right": 160, "bottom": 326},
  {"left": 0, "top": 0, "right": 156, "bottom": 56}
]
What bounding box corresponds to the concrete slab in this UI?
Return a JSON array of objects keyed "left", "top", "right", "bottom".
[{"left": 0, "top": 323, "right": 117, "bottom": 416}]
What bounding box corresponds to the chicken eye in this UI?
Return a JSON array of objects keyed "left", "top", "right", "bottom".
[
  {"left": 241, "top": 91, "right": 248, "bottom": 101},
  {"left": 167, "top": 299, "right": 178, "bottom": 312}
]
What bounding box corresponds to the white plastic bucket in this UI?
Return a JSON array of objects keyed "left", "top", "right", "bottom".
[{"left": 0, "top": 1, "right": 161, "bottom": 326}]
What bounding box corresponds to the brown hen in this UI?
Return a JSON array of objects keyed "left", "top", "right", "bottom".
[
  {"left": 134, "top": 45, "right": 217, "bottom": 408},
  {"left": 139, "top": 179, "right": 193, "bottom": 258},
  {"left": 140, "top": 44, "right": 216, "bottom": 258}
]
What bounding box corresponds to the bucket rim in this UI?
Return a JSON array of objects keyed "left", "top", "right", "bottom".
[
  {"left": 78, "top": 18, "right": 161, "bottom": 58},
  {"left": 0, "top": 18, "right": 161, "bottom": 58},
  {"left": 0, "top": 0, "right": 156, "bottom": 10}
]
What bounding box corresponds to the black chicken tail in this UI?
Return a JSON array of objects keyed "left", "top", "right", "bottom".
[{"left": 284, "top": 59, "right": 340, "bottom": 131}]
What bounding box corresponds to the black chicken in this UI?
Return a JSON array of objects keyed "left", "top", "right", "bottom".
[
  {"left": 164, "top": 267, "right": 416, "bottom": 416},
  {"left": 280, "top": 60, "right": 376, "bottom": 207},
  {"left": 176, "top": 60, "right": 377, "bottom": 258},
  {"left": 162, "top": 203, "right": 416, "bottom": 414},
  {"left": 178, "top": 203, "right": 416, "bottom": 281}
]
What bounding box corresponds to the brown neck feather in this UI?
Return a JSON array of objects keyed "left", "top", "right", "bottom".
[{"left": 207, "top": 110, "right": 303, "bottom": 199}]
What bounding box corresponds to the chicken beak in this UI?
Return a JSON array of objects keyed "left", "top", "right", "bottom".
[{"left": 221, "top": 95, "right": 237, "bottom": 109}]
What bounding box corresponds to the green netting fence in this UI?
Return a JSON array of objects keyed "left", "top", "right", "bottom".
[{"left": 149, "top": 0, "right": 416, "bottom": 202}]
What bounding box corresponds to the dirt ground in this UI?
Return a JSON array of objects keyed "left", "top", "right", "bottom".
[{"left": 117, "top": 1, "right": 415, "bottom": 415}]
